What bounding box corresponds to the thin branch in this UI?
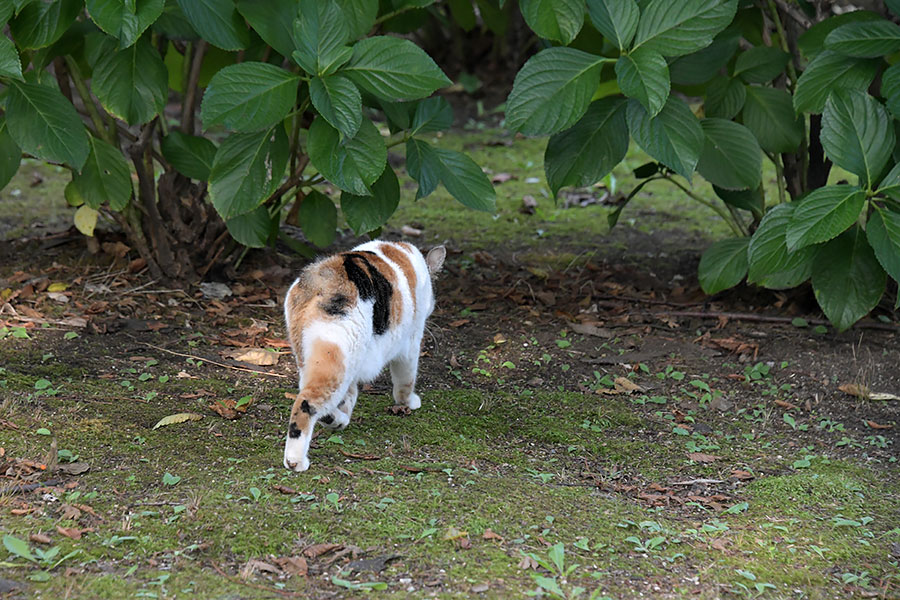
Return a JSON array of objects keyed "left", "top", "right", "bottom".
[
  {"left": 766, "top": 0, "right": 802, "bottom": 87},
  {"left": 267, "top": 155, "right": 311, "bottom": 207},
  {"left": 64, "top": 56, "right": 113, "bottom": 144},
  {"left": 662, "top": 176, "right": 746, "bottom": 237},
  {"left": 181, "top": 40, "right": 207, "bottom": 134}
]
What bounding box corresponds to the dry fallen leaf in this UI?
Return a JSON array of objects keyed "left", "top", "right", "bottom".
[
  {"left": 869, "top": 392, "right": 900, "bottom": 401},
  {"left": 57, "top": 462, "right": 90, "bottom": 475},
  {"left": 571, "top": 322, "right": 614, "bottom": 338},
  {"left": 482, "top": 529, "right": 504, "bottom": 542},
  {"left": 839, "top": 383, "right": 870, "bottom": 399},
  {"left": 339, "top": 449, "right": 381, "bottom": 460},
  {"left": 152, "top": 413, "right": 203, "bottom": 430},
  {"left": 687, "top": 453, "right": 720, "bottom": 464},
  {"left": 866, "top": 420, "right": 893, "bottom": 430},
  {"left": 56, "top": 526, "right": 83, "bottom": 540},
  {"left": 518, "top": 555, "right": 538, "bottom": 570},
  {"left": 60, "top": 504, "right": 82, "bottom": 521},
  {"left": 272, "top": 484, "right": 298, "bottom": 495},
  {"left": 491, "top": 172, "right": 514, "bottom": 184},
  {"left": 241, "top": 559, "right": 281, "bottom": 579},
  {"left": 709, "top": 538, "right": 729, "bottom": 552},
  {"left": 209, "top": 400, "right": 239, "bottom": 420},
  {"left": 303, "top": 543, "right": 343, "bottom": 559},
  {"left": 274, "top": 556, "right": 308, "bottom": 577},
  {"left": 614, "top": 377, "right": 644, "bottom": 394},
  {"left": 30, "top": 533, "right": 52, "bottom": 545},
  {"left": 221, "top": 347, "right": 280, "bottom": 366}
]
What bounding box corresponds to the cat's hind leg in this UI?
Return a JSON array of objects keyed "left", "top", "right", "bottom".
[
  {"left": 390, "top": 341, "right": 422, "bottom": 410},
  {"left": 320, "top": 384, "right": 356, "bottom": 430}
]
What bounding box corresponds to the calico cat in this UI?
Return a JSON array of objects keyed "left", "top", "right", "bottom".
[{"left": 282, "top": 240, "right": 446, "bottom": 472}]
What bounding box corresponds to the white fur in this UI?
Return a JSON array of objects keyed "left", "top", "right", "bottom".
[{"left": 283, "top": 241, "right": 437, "bottom": 472}]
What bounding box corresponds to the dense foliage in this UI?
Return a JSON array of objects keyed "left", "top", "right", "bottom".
[
  {"left": 507, "top": 0, "right": 900, "bottom": 330},
  {"left": 0, "top": 0, "right": 495, "bottom": 280}
]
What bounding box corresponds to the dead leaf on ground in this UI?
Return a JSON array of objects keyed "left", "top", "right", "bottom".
[
  {"left": 709, "top": 538, "right": 729, "bottom": 552},
  {"left": 774, "top": 399, "right": 801, "bottom": 411},
  {"left": 57, "top": 462, "right": 90, "bottom": 475},
  {"left": 56, "top": 526, "right": 84, "bottom": 540},
  {"left": 152, "top": 413, "right": 203, "bottom": 430},
  {"left": 482, "top": 529, "right": 504, "bottom": 542},
  {"left": 241, "top": 559, "right": 280, "bottom": 579},
  {"left": 448, "top": 319, "right": 470, "bottom": 328},
  {"left": 571, "top": 322, "right": 614, "bottom": 338},
  {"left": 347, "top": 554, "right": 400, "bottom": 574},
  {"left": 688, "top": 453, "right": 720, "bottom": 463},
  {"left": 303, "top": 543, "right": 343, "bottom": 559},
  {"left": 614, "top": 377, "right": 644, "bottom": 394},
  {"left": 518, "top": 555, "right": 538, "bottom": 570},
  {"left": 339, "top": 449, "right": 381, "bottom": 460},
  {"left": 386, "top": 405, "right": 412, "bottom": 416},
  {"left": 443, "top": 526, "right": 468, "bottom": 541},
  {"left": 839, "top": 383, "right": 870, "bottom": 398},
  {"left": 221, "top": 347, "right": 280, "bottom": 366},
  {"left": 30, "top": 533, "right": 52, "bottom": 545},
  {"left": 866, "top": 420, "right": 893, "bottom": 430},
  {"left": 209, "top": 399, "right": 240, "bottom": 420},
  {"left": 60, "top": 505, "right": 82, "bottom": 521},
  {"left": 272, "top": 484, "right": 298, "bottom": 495},
  {"left": 491, "top": 172, "right": 514, "bottom": 184},
  {"left": 274, "top": 556, "right": 308, "bottom": 577},
  {"left": 401, "top": 225, "right": 422, "bottom": 237},
  {"left": 731, "top": 469, "right": 754, "bottom": 480},
  {"left": 870, "top": 392, "right": 900, "bottom": 401}
]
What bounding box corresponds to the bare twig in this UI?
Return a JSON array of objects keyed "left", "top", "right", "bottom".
[{"left": 182, "top": 41, "right": 208, "bottom": 135}]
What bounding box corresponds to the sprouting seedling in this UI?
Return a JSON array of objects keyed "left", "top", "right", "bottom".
[
  {"left": 325, "top": 492, "right": 340, "bottom": 510},
  {"left": 522, "top": 543, "right": 583, "bottom": 599}
]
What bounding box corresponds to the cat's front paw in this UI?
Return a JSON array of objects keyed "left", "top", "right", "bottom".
[
  {"left": 283, "top": 438, "right": 310, "bottom": 472},
  {"left": 283, "top": 454, "right": 310, "bottom": 472},
  {"left": 406, "top": 393, "right": 421, "bottom": 410}
]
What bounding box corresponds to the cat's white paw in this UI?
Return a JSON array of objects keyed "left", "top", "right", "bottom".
[
  {"left": 283, "top": 438, "right": 309, "bottom": 472},
  {"left": 284, "top": 454, "right": 310, "bottom": 472},
  {"left": 406, "top": 393, "right": 421, "bottom": 410}
]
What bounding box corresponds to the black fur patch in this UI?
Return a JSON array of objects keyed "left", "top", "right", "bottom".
[
  {"left": 321, "top": 414, "right": 334, "bottom": 425},
  {"left": 342, "top": 253, "right": 393, "bottom": 335},
  {"left": 288, "top": 422, "right": 302, "bottom": 438},
  {"left": 300, "top": 400, "right": 316, "bottom": 416},
  {"left": 322, "top": 293, "right": 350, "bottom": 316}
]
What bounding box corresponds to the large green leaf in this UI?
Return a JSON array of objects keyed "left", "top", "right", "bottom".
[
  {"left": 793, "top": 50, "right": 878, "bottom": 114},
  {"left": 714, "top": 185, "right": 764, "bottom": 219},
  {"left": 812, "top": 227, "right": 886, "bottom": 331},
  {"left": 92, "top": 38, "right": 168, "bottom": 125},
  {"left": 307, "top": 117, "right": 386, "bottom": 196},
  {"left": 732, "top": 46, "right": 789, "bottom": 84},
  {"left": 748, "top": 203, "right": 816, "bottom": 289},
  {"left": 406, "top": 139, "right": 495, "bottom": 212},
  {"left": 821, "top": 89, "right": 894, "bottom": 186},
  {"left": 176, "top": 0, "right": 249, "bottom": 50},
  {"left": 626, "top": 96, "right": 703, "bottom": 180},
  {"left": 866, "top": 207, "right": 900, "bottom": 285},
  {"left": 344, "top": 36, "right": 450, "bottom": 102},
  {"left": 160, "top": 131, "right": 217, "bottom": 181},
  {"left": 785, "top": 184, "right": 866, "bottom": 251},
  {"left": 209, "top": 126, "right": 289, "bottom": 219},
  {"left": 87, "top": 0, "right": 164, "bottom": 48},
  {"left": 698, "top": 237, "right": 749, "bottom": 295},
  {"left": 236, "top": 0, "right": 296, "bottom": 58},
  {"left": 545, "top": 98, "right": 628, "bottom": 197},
  {"left": 335, "top": 0, "right": 378, "bottom": 41},
  {"left": 506, "top": 47, "right": 606, "bottom": 136},
  {"left": 632, "top": 0, "right": 737, "bottom": 58},
  {"left": 696, "top": 118, "right": 761, "bottom": 190},
  {"left": 742, "top": 86, "right": 803, "bottom": 154},
  {"left": 615, "top": 47, "right": 669, "bottom": 117},
  {"left": 824, "top": 19, "right": 900, "bottom": 58},
  {"left": 881, "top": 62, "right": 900, "bottom": 120},
  {"left": 6, "top": 81, "right": 89, "bottom": 169},
  {"left": 153, "top": 0, "right": 199, "bottom": 40},
  {"left": 798, "top": 10, "right": 882, "bottom": 59},
  {"left": 201, "top": 62, "right": 300, "bottom": 133},
  {"left": 340, "top": 166, "right": 400, "bottom": 235},
  {"left": 704, "top": 75, "right": 745, "bottom": 119},
  {"left": 0, "top": 118, "right": 22, "bottom": 190},
  {"left": 298, "top": 190, "right": 338, "bottom": 248},
  {"left": 668, "top": 33, "right": 739, "bottom": 86},
  {"left": 309, "top": 74, "right": 362, "bottom": 140},
  {"left": 293, "top": 0, "right": 351, "bottom": 76},
  {"left": 586, "top": 0, "right": 638, "bottom": 50},
  {"left": 9, "top": 0, "right": 82, "bottom": 49},
  {"left": 519, "top": 0, "right": 583, "bottom": 46},
  {"left": 226, "top": 206, "right": 276, "bottom": 248},
  {"left": 0, "top": 36, "right": 24, "bottom": 80},
  {"left": 410, "top": 97, "right": 454, "bottom": 135},
  {"left": 71, "top": 136, "right": 133, "bottom": 211},
  {"left": 876, "top": 162, "right": 900, "bottom": 201}
]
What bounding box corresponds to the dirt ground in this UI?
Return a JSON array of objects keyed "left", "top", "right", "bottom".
[{"left": 1, "top": 134, "right": 899, "bottom": 599}]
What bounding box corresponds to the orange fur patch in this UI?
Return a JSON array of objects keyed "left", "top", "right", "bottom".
[
  {"left": 300, "top": 340, "right": 344, "bottom": 410},
  {"left": 379, "top": 243, "right": 417, "bottom": 312}
]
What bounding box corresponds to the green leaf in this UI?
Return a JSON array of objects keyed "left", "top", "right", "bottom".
[
  {"left": 298, "top": 190, "right": 338, "bottom": 248},
  {"left": 74, "top": 204, "right": 99, "bottom": 236},
  {"left": 153, "top": 0, "right": 199, "bottom": 40},
  {"left": 785, "top": 184, "right": 866, "bottom": 251},
  {"left": 0, "top": 35, "right": 24, "bottom": 80},
  {"left": 548, "top": 543, "right": 565, "bottom": 573},
  {"left": 236, "top": 0, "right": 296, "bottom": 58},
  {"left": 201, "top": 62, "right": 300, "bottom": 133},
  {"left": 668, "top": 33, "right": 739, "bottom": 86},
  {"left": 410, "top": 97, "right": 454, "bottom": 135},
  {"left": 448, "top": 0, "right": 476, "bottom": 31},
  {"left": 226, "top": 206, "right": 276, "bottom": 248},
  {"left": 344, "top": 36, "right": 451, "bottom": 102},
  {"left": 519, "top": 0, "right": 584, "bottom": 46},
  {"left": 506, "top": 47, "right": 606, "bottom": 136},
  {"left": 209, "top": 126, "right": 289, "bottom": 219},
  {"left": 748, "top": 203, "right": 816, "bottom": 288},
  {"left": 733, "top": 46, "right": 789, "bottom": 84},
  {"left": 532, "top": 575, "right": 565, "bottom": 597},
  {"left": 714, "top": 185, "right": 764, "bottom": 218},
  {"left": 704, "top": 75, "right": 745, "bottom": 119},
  {"left": 160, "top": 131, "right": 217, "bottom": 181},
  {"left": 586, "top": 0, "right": 639, "bottom": 50},
  {"left": 867, "top": 208, "right": 900, "bottom": 285},
  {"left": 87, "top": 0, "right": 164, "bottom": 48},
  {"left": 72, "top": 137, "right": 133, "bottom": 211},
  {"left": 798, "top": 11, "right": 882, "bottom": 59},
  {"left": 309, "top": 74, "right": 362, "bottom": 140},
  {"left": 6, "top": 81, "right": 89, "bottom": 169},
  {"left": 293, "top": 0, "right": 351, "bottom": 76},
  {"left": 92, "top": 38, "right": 168, "bottom": 125},
  {"left": 812, "top": 227, "right": 886, "bottom": 331},
  {"left": 632, "top": 0, "right": 737, "bottom": 58},
  {"left": 877, "top": 162, "right": 900, "bottom": 201},
  {"left": 699, "top": 237, "right": 749, "bottom": 294},
  {"left": 793, "top": 50, "right": 878, "bottom": 114},
  {"left": 696, "top": 118, "right": 761, "bottom": 190},
  {"left": 176, "top": 0, "right": 249, "bottom": 50},
  {"left": 626, "top": 96, "right": 703, "bottom": 180},
  {"left": 821, "top": 89, "right": 894, "bottom": 186},
  {"left": 406, "top": 138, "right": 496, "bottom": 211},
  {"left": 545, "top": 98, "right": 628, "bottom": 197},
  {"left": 0, "top": 119, "right": 22, "bottom": 190},
  {"left": 3, "top": 535, "right": 37, "bottom": 563},
  {"left": 341, "top": 166, "right": 400, "bottom": 235},
  {"left": 335, "top": 0, "right": 378, "bottom": 41},
  {"left": 162, "top": 472, "right": 181, "bottom": 486},
  {"left": 824, "top": 19, "right": 900, "bottom": 58},
  {"left": 9, "top": 0, "right": 82, "bottom": 49},
  {"left": 308, "top": 117, "right": 386, "bottom": 195},
  {"left": 615, "top": 47, "right": 669, "bottom": 117},
  {"left": 742, "top": 86, "right": 803, "bottom": 153},
  {"left": 881, "top": 63, "right": 900, "bottom": 120}
]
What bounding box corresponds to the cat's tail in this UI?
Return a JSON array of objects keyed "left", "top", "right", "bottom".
[{"left": 284, "top": 338, "right": 346, "bottom": 472}]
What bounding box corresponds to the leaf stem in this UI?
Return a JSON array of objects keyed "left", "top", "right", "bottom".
[
  {"left": 662, "top": 175, "right": 746, "bottom": 237},
  {"left": 63, "top": 57, "right": 113, "bottom": 144}
]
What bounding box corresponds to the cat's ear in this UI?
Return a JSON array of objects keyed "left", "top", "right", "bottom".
[{"left": 425, "top": 246, "right": 446, "bottom": 275}]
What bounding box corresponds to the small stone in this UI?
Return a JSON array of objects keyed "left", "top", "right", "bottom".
[{"left": 472, "top": 583, "right": 489, "bottom": 593}]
